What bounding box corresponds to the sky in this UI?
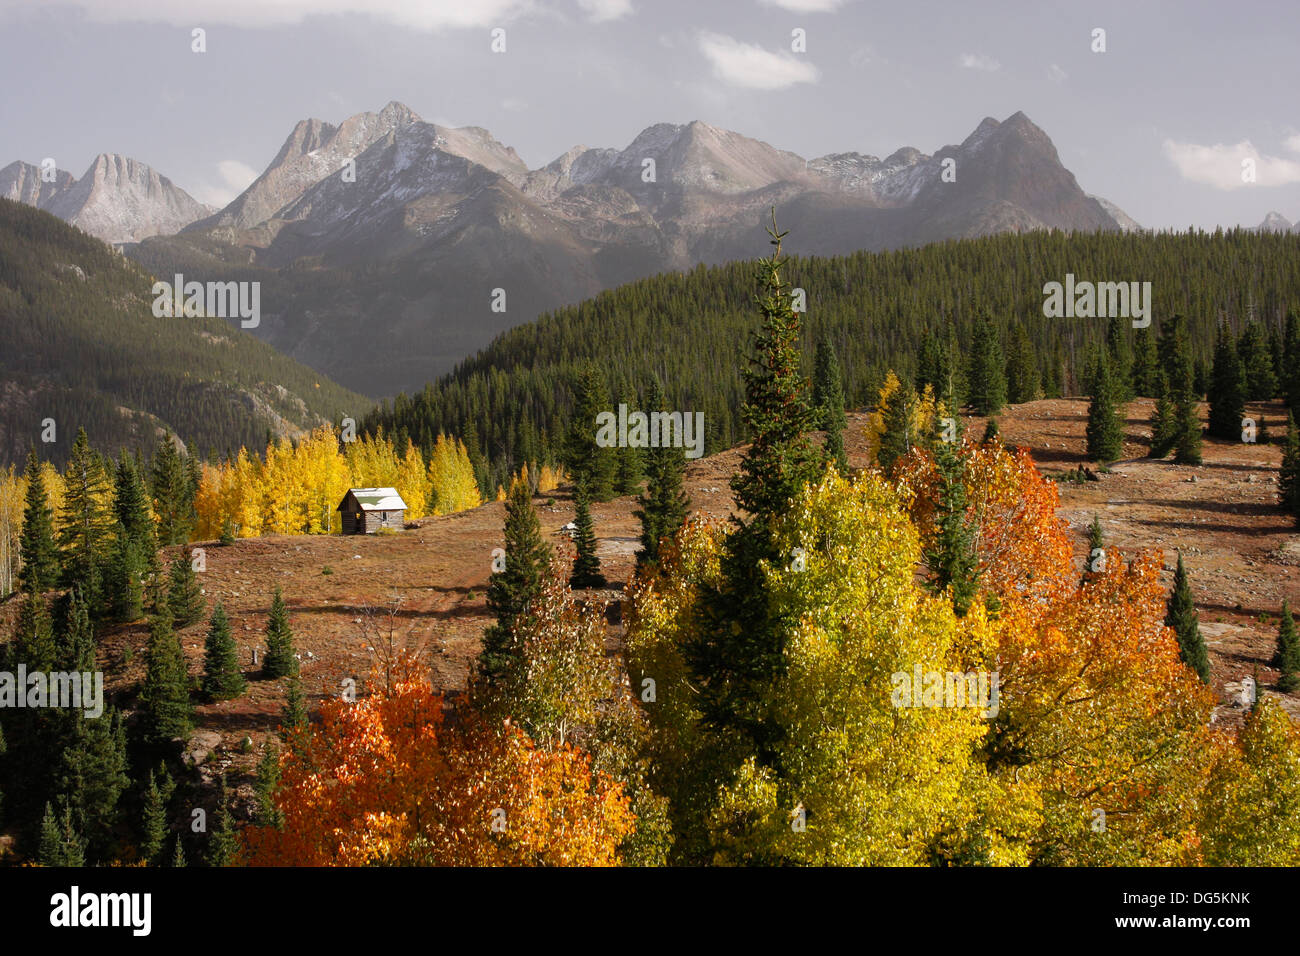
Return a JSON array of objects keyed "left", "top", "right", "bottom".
[{"left": 1, "top": 0, "right": 1298, "bottom": 230}]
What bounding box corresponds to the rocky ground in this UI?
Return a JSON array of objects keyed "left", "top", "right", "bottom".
[{"left": 5, "top": 397, "right": 1297, "bottom": 798}]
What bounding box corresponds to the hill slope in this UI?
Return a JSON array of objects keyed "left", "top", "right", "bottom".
[
  {"left": 361, "top": 227, "right": 1300, "bottom": 488},
  {"left": 0, "top": 199, "right": 370, "bottom": 466}
]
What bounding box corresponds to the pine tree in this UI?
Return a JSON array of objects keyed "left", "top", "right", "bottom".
[
  {"left": 1280, "top": 412, "right": 1300, "bottom": 527},
  {"left": 634, "top": 379, "right": 691, "bottom": 568},
  {"left": 57, "top": 428, "right": 113, "bottom": 610},
  {"left": 202, "top": 602, "right": 246, "bottom": 700},
  {"left": 139, "top": 615, "right": 193, "bottom": 748},
  {"left": 568, "top": 480, "right": 606, "bottom": 589},
  {"left": 1150, "top": 371, "right": 1178, "bottom": 458},
  {"left": 166, "top": 549, "right": 205, "bottom": 628},
  {"left": 140, "top": 764, "right": 174, "bottom": 865},
  {"left": 1004, "top": 324, "right": 1039, "bottom": 405},
  {"left": 114, "top": 451, "right": 156, "bottom": 556},
  {"left": 1085, "top": 353, "right": 1125, "bottom": 462},
  {"left": 813, "top": 339, "right": 848, "bottom": 472},
  {"left": 1130, "top": 326, "right": 1158, "bottom": 397},
  {"left": 615, "top": 444, "right": 644, "bottom": 496},
  {"left": 38, "top": 802, "right": 85, "bottom": 867},
  {"left": 152, "top": 435, "right": 197, "bottom": 546},
  {"left": 1274, "top": 602, "right": 1300, "bottom": 693},
  {"left": 206, "top": 775, "right": 238, "bottom": 867},
  {"left": 1173, "top": 385, "right": 1203, "bottom": 465},
  {"left": 478, "top": 477, "right": 551, "bottom": 690},
  {"left": 1207, "top": 322, "right": 1246, "bottom": 441},
  {"left": 261, "top": 587, "right": 297, "bottom": 679},
  {"left": 104, "top": 522, "right": 145, "bottom": 623},
  {"left": 687, "top": 214, "right": 821, "bottom": 760},
  {"left": 171, "top": 835, "right": 186, "bottom": 867},
  {"left": 1105, "top": 315, "right": 1133, "bottom": 403},
  {"left": 17, "top": 448, "right": 58, "bottom": 593},
  {"left": 55, "top": 706, "right": 129, "bottom": 861},
  {"left": 965, "top": 311, "right": 1007, "bottom": 415},
  {"left": 254, "top": 744, "right": 284, "bottom": 828},
  {"left": 1238, "top": 322, "right": 1278, "bottom": 400},
  {"left": 563, "top": 365, "right": 617, "bottom": 501},
  {"left": 981, "top": 418, "right": 1001, "bottom": 445},
  {"left": 281, "top": 675, "right": 307, "bottom": 736},
  {"left": 1285, "top": 311, "right": 1300, "bottom": 417},
  {"left": 923, "top": 427, "right": 978, "bottom": 615},
  {"left": 1165, "top": 553, "right": 1210, "bottom": 684}
]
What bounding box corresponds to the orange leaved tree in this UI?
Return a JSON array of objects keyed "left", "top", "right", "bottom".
[{"left": 241, "top": 653, "right": 635, "bottom": 866}]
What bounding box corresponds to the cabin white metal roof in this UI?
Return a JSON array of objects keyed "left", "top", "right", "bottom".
[{"left": 339, "top": 488, "right": 408, "bottom": 511}]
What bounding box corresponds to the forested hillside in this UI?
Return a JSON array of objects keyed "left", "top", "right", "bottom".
[
  {"left": 362, "top": 228, "right": 1300, "bottom": 489},
  {"left": 0, "top": 199, "right": 370, "bottom": 467}
]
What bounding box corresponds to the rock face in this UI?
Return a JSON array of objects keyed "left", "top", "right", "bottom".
[
  {"left": 0, "top": 160, "right": 75, "bottom": 207},
  {"left": 124, "top": 104, "right": 1129, "bottom": 396},
  {"left": 2, "top": 155, "right": 210, "bottom": 244},
  {"left": 1258, "top": 211, "right": 1297, "bottom": 233}
]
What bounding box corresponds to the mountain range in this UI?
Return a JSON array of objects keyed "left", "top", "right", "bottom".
[
  {"left": 7, "top": 103, "right": 1137, "bottom": 397},
  {"left": 0, "top": 155, "right": 211, "bottom": 245}
]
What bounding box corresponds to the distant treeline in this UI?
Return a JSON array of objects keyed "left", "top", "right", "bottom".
[{"left": 361, "top": 228, "right": 1300, "bottom": 489}]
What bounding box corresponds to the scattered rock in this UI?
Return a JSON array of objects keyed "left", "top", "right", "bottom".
[{"left": 181, "top": 730, "right": 223, "bottom": 768}]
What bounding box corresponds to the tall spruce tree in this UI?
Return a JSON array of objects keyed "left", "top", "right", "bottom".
[
  {"left": 17, "top": 448, "right": 58, "bottom": 593},
  {"left": 634, "top": 378, "right": 690, "bottom": 568},
  {"left": 54, "top": 704, "right": 129, "bottom": 862},
  {"left": 813, "top": 339, "right": 849, "bottom": 472},
  {"left": 201, "top": 602, "right": 246, "bottom": 700},
  {"left": 965, "top": 311, "right": 1007, "bottom": 415},
  {"left": 38, "top": 802, "right": 85, "bottom": 867},
  {"left": 1284, "top": 311, "right": 1300, "bottom": 417},
  {"left": 686, "top": 214, "right": 822, "bottom": 761},
  {"left": 281, "top": 675, "right": 307, "bottom": 736},
  {"left": 254, "top": 744, "right": 284, "bottom": 828},
  {"left": 563, "top": 365, "right": 617, "bottom": 501},
  {"left": 140, "top": 764, "right": 174, "bottom": 865},
  {"left": 1166, "top": 553, "right": 1211, "bottom": 684},
  {"left": 1238, "top": 322, "right": 1278, "bottom": 400},
  {"left": 1207, "top": 322, "right": 1246, "bottom": 441},
  {"left": 139, "top": 615, "right": 193, "bottom": 748},
  {"left": 1150, "top": 370, "right": 1178, "bottom": 458},
  {"left": 1274, "top": 602, "right": 1300, "bottom": 693},
  {"left": 1085, "top": 352, "right": 1125, "bottom": 462},
  {"left": 923, "top": 421, "right": 978, "bottom": 615},
  {"left": 206, "top": 775, "right": 238, "bottom": 867},
  {"left": 1130, "top": 326, "right": 1158, "bottom": 397},
  {"left": 478, "top": 477, "right": 551, "bottom": 691},
  {"left": 261, "top": 587, "right": 297, "bottom": 678},
  {"left": 1173, "top": 383, "right": 1203, "bottom": 466},
  {"left": 1004, "top": 324, "right": 1039, "bottom": 405},
  {"left": 166, "top": 549, "right": 205, "bottom": 628},
  {"left": 1280, "top": 412, "right": 1300, "bottom": 527},
  {"left": 1105, "top": 315, "right": 1133, "bottom": 402},
  {"left": 569, "top": 479, "right": 606, "bottom": 589},
  {"left": 151, "top": 435, "right": 197, "bottom": 546},
  {"left": 105, "top": 522, "right": 145, "bottom": 623}
]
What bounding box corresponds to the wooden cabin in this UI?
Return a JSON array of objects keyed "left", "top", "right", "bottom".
[{"left": 337, "top": 488, "right": 407, "bottom": 534}]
